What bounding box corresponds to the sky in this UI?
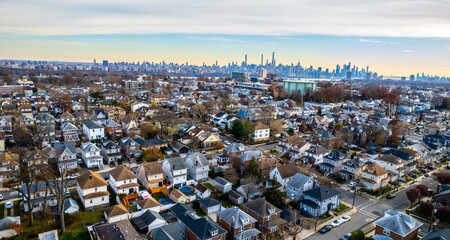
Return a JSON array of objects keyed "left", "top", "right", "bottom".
[{"left": 0, "top": 0, "right": 449, "bottom": 77}]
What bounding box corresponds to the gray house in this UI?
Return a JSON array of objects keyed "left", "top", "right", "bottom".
[
  {"left": 286, "top": 173, "right": 316, "bottom": 201},
  {"left": 299, "top": 186, "right": 340, "bottom": 217},
  {"left": 213, "top": 177, "right": 232, "bottom": 193}
]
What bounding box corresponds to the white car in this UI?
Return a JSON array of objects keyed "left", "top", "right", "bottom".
[
  {"left": 224, "top": 140, "right": 231, "bottom": 145},
  {"left": 5, "top": 201, "right": 13, "bottom": 209},
  {"left": 331, "top": 219, "right": 343, "bottom": 227},
  {"left": 0, "top": 194, "right": 3, "bottom": 200},
  {"left": 341, "top": 216, "right": 351, "bottom": 223},
  {"left": 348, "top": 182, "right": 356, "bottom": 187}
]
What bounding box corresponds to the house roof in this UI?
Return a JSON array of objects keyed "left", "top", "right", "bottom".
[
  {"left": 170, "top": 188, "right": 186, "bottom": 199},
  {"left": 0, "top": 217, "right": 20, "bottom": 231},
  {"left": 377, "top": 154, "right": 402, "bottom": 165},
  {"left": 214, "top": 176, "right": 231, "bottom": 186},
  {"left": 136, "top": 197, "right": 160, "bottom": 209},
  {"left": 374, "top": 210, "right": 423, "bottom": 237},
  {"left": 83, "top": 120, "right": 103, "bottom": 129},
  {"left": 198, "top": 198, "right": 221, "bottom": 208},
  {"left": 150, "top": 223, "right": 183, "bottom": 240},
  {"left": 140, "top": 161, "right": 164, "bottom": 175},
  {"left": 228, "top": 190, "right": 243, "bottom": 200},
  {"left": 109, "top": 165, "right": 137, "bottom": 181},
  {"left": 104, "top": 205, "right": 129, "bottom": 218},
  {"left": 287, "top": 173, "right": 312, "bottom": 188},
  {"left": 185, "top": 153, "right": 209, "bottom": 168},
  {"left": 363, "top": 163, "right": 389, "bottom": 176},
  {"left": 243, "top": 197, "right": 280, "bottom": 217},
  {"left": 132, "top": 210, "right": 164, "bottom": 230},
  {"left": 165, "top": 157, "right": 187, "bottom": 170},
  {"left": 195, "top": 183, "right": 210, "bottom": 193},
  {"left": 421, "top": 229, "right": 450, "bottom": 240},
  {"left": 54, "top": 141, "right": 77, "bottom": 155},
  {"left": 223, "top": 143, "right": 249, "bottom": 153},
  {"left": 303, "top": 185, "right": 340, "bottom": 201},
  {"left": 257, "top": 158, "right": 278, "bottom": 169},
  {"left": 216, "top": 207, "right": 257, "bottom": 228},
  {"left": 253, "top": 121, "right": 269, "bottom": 130},
  {"left": 76, "top": 170, "right": 107, "bottom": 190},
  {"left": 276, "top": 163, "right": 301, "bottom": 179}
]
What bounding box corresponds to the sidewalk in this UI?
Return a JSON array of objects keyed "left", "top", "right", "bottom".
[{"left": 296, "top": 201, "right": 357, "bottom": 239}]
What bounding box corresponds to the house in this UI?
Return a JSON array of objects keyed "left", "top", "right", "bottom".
[
  {"left": 269, "top": 163, "right": 302, "bottom": 190},
  {"left": 170, "top": 141, "right": 189, "bottom": 154},
  {"left": 286, "top": 173, "right": 316, "bottom": 201},
  {"left": 243, "top": 198, "right": 286, "bottom": 235},
  {"left": 185, "top": 153, "right": 210, "bottom": 182},
  {"left": 236, "top": 151, "right": 262, "bottom": 174},
  {"left": 0, "top": 152, "right": 19, "bottom": 187},
  {"left": 75, "top": 170, "right": 109, "bottom": 209},
  {"left": 134, "top": 137, "right": 168, "bottom": 151},
  {"left": 311, "top": 130, "right": 336, "bottom": 149},
  {"left": 287, "top": 141, "right": 311, "bottom": 161},
  {"left": 161, "top": 157, "right": 188, "bottom": 187},
  {"left": 252, "top": 122, "right": 270, "bottom": 141},
  {"left": 299, "top": 185, "right": 340, "bottom": 217},
  {"left": 120, "top": 137, "right": 142, "bottom": 162},
  {"left": 104, "top": 119, "right": 122, "bottom": 136},
  {"left": 169, "top": 188, "right": 188, "bottom": 203},
  {"left": 60, "top": 112, "right": 75, "bottom": 124},
  {"left": 60, "top": 122, "right": 79, "bottom": 142},
  {"left": 424, "top": 123, "right": 446, "bottom": 135},
  {"left": 373, "top": 210, "right": 423, "bottom": 240},
  {"left": 421, "top": 229, "right": 450, "bottom": 240},
  {"left": 93, "top": 219, "right": 145, "bottom": 240},
  {"left": 213, "top": 177, "right": 232, "bottom": 193},
  {"left": 338, "top": 158, "right": 364, "bottom": 181},
  {"left": 21, "top": 182, "right": 58, "bottom": 213},
  {"left": 360, "top": 163, "right": 389, "bottom": 190},
  {"left": 149, "top": 223, "right": 184, "bottom": 240},
  {"left": 258, "top": 158, "right": 278, "bottom": 184},
  {"left": 304, "top": 146, "right": 330, "bottom": 165},
  {"left": 217, "top": 154, "right": 230, "bottom": 166},
  {"left": 82, "top": 120, "right": 105, "bottom": 140},
  {"left": 54, "top": 141, "right": 78, "bottom": 170},
  {"left": 104, "top": 204, "right": 129, "bottom": 223},
  {"left": 228, "top": 190, "right": 244, "bottom": 205},
  {"left": 237, "top": 183, "right": 262, "bottom": 200},
  {"left": 103, "top": 106, "right": 126, "bottom": 121},
  {"left": 319, "top": 151, "right": 347, "bottom": 174},
  {"left": 194, "top": 183, "right": 212, "bottom": 199},
  {"left": 0, "top": 116, "right": 12, "bottom": 132},
  {"left": 198, "top": 132, "right": 222, "bottom": 147},
  {"left": 199, "top": 197, "right": 222, "bottom": 214},
  {"left": 101, "top": 140, "right": 122, "bottom": 165},
  {"left": 81, "top": 142, "right": 104, "bottom": 169},
  {"left": 137, "top": 161, "right": 165, "bottom": 193},
  {"left": 0, "top": 217, "right": 21, "bottom": 238},
  {"left": 109, "top": 165, "right": 139, "bottom": 195},
  {"left": 376, "top": 155, "right": 406, "bottom": 180},
  {"left": 216, "top": 207, "right": 260, "bottom": 240},
  {"left": 132, "top": 210, "right": 167, "bottom": 233},
  {"left": 122, "top": 117, "right": 139, "bottom": 135},
  {"left": 223, "top": 143, "right": 250, "bottom": 159},
  {"left": 35, "top": 113, "right": 56, "bottom": 125},
  {"left": 136, "top": 197, "right": 161, "bottom": 213}
]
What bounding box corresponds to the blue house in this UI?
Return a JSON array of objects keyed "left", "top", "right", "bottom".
[
  {"left": 236, "top": 109, "right": 248, "bottom": 118},
  {"left": 299, "top": 186, "right": 340, "bottom": 217}
]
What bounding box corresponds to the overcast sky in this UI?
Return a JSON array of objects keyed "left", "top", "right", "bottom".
[{"left": 1, "top": 0, "right": 449, "bottom": 76}]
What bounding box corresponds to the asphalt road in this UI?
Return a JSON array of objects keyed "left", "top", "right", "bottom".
[
  {"left": 0, "top": 189, "right": 18, "bottom": 202},
  {"left": 305, "top": 176, "right": 438, "bottom": 240}
]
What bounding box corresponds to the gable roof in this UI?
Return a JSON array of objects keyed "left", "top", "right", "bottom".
[
  {"left": 140, "top": 161, "right": 164, "bottom": 175},
  {"left": 109, "top": 165, "right": 137, "bottom": 181},
  {"left": 150, "top": 223, "right": 183, "bottom": 240},
  {"left": 216, "top": 207, "right": 257, "bottom": 229},
  {"left": 363, "top": 163, "right": 389, "bottom": 176},
  {"left": 374, "top": 210, "right": 423, "bottom": 237},
  {"left": 303, "top": 185, "right": 340, "bottom": 201},
  {"left": 276, "top": 163, "right": 301, "bottom": 179},
  {"left": 136, "top": 197, "right": 160, "bottom": 209},
  {"left": 54, "top": 141, "right": 77, "bottom": 155},
  {"left": 243, "top": 197, "right": 280, "bottom": 217},
  {"left": 287, "top": 173, "right": 312, "bottom": 188},
  {"left": 104, "top": 204, "right": 128, "bottom": 218},
  {"left": 198, "top": 198, "right": 221, "bottom": 208},
  {"left": 132, "top": 210, "right": 164, "bottom": 230},
  {"left": 253, "top": 121, "right": 269, "bottom": 130},
  {"left": 223, "top": 143, "right": 249, "bottom": 153},
  {"left": 83, "top": 120, "right": 103, "bottom": 129},
  {"left": 76, "top": 170, "right": 107, "bottom": 190}
]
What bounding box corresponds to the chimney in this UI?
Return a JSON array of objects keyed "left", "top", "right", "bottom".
[
  {"left": 196, "top": 161, "right": 199, "bottom": 166},
  {"left": 231, "top": 216, "right": 235, "bottom": 226},
  {"left": 173, "top": 163, "right": 176, "bottom": 169},
  {"left": 89, "top": 172, "right": 93, "bottom": 179}
]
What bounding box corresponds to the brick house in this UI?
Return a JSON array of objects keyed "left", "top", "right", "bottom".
[
  {"left": 216, "top": 207, "right": 260, "bottom": 240},
  {"left": 243, "top": 198, "right": 286, "bottom": 235},
  {"left": 373, "top": 210, "right": 423, "bottom": 240}
]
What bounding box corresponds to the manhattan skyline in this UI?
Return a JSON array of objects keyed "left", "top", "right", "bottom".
[{"left": 1, "top": 0, "right": 449, "bottom": 77}]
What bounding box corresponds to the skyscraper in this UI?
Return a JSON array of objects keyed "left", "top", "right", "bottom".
[
  {"left": 261, "top": 54, "right": 263, "bottom": 66},
  {"left": 244, "top": 54, "right": 247, "bottom": 66},
  {"left": 102, "top": 60, "right": 108, "bottom": 67},
  {"left": 259, "top": 69, "right": 267, "bottom": 78},
  {"left": 271, "top": 52, "right": 275, "bottom": 66}
]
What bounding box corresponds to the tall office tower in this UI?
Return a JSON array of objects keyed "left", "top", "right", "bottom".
[
  {"left": 348, "top": 62, "right": 351, "bottom": 71},
  {"left": 261, "top": 54, "right": 263, "bottom": 66},
  {"left": 410, "top": 75, "right": 415, "bottom": 81},
  {"left": 102, "top": 60, "right": 108, "bottom": 66},
  {"left": 373, "top": 73, "right": 378, "bottom": 80},
  {"left": 271, "top": 52, "right": 275, "bottom": 66},
  {"left": 366, "top": 72, "right": 372, "bottom": 80},
  {"left": 336, "top": 65, "right": 340, "bottom": 75},
  {"left": 215, "top": 60, "right": 218, "bottom": 67},
  {"left": 259, "top": 68, "right": 267, "bottom": 78},
  {"left": 346, "top": 71, "right": 352, "bottom": 79},
  {"left": 366, "top": 66, "right": 369, "bottom": 73},
  {"left": 93, "top": 59, "right": 96, "bottom": 64},
  {"left": 244, "top": 54, "right": 247, "bottom": 66}
]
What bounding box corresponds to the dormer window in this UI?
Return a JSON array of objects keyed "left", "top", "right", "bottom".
[
  {"left": 210, "top": 229, "right": 218, "bottom": 236},
  {"left": 268, "top": 208, "right": 275, "bottom": 214}
]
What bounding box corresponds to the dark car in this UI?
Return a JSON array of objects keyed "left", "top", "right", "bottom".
[
  {"left": 409, "top": 173, "right": 418, "bottom": 179},
  {"left": 319, "top": 225, "right": 332, "bottom": 233},
  {"left": 327, "top": 174, "right": 334, "bottom": 179},
  {"left": 446, "top": 165, "right": 450, "bottom": 170},
  {"left": 427, "top": 165, "right": 434, "bottom": 170},
  {"left": 420, "top": 168, "right": 427, "bottom": 174},
  {"left": 386, "top": 194, "right": 396, "bottom": 199}
]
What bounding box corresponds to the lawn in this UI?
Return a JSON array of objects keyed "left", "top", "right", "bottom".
[
  {"left": 153, "top": 192, "right": 166, "bottom": 201},
  {"left": 14, "top": 201, "right": 20, "bottom": 216},
  {"left": 0, "top": 203, "right": 4, "bottom": 219},
  {"left": 203, "top": 183, "right": 213, "bottom": 189},
  {"left": 221, "top": 201, "right": 234, "bottom": 209},
  {"left": 334, "top": 203, "right": 350, "bottom": 214},
  {"left": 194, "top": 208, "right": 207, "bottom": 217}
]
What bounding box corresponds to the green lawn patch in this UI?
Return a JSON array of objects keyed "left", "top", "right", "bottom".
[
  {"left": 203, "top": 183, "right": 213, "bottom": 189},
  {"left": 221, "top": 201, "right": 234, "bottom": 209},
  {"left": 14, "top": 201, "right": 20, "bottom": 216},
  {"left": 194, "top": 208, "right": 207, "bottom": 217},
  {"left": 319, "top": 212, "right": 332, "bottom": 221},
  {"left": 334, "top": 203, "right": 350, "bottom": 214},
  {"left": 153, "top": 192, "right": 166, "bottom": 201}
]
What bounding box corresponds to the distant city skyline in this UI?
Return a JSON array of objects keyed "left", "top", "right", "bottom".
[{"left": 1, "top": 0, "right": 449, "bottom": 77}]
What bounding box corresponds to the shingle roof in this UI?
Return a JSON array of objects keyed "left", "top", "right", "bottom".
[
  {"left": 165, "top": 157, "right": 187, "bottom": 170},
  {"left": 140, "top": 161, "right": 163, "bottom": 175},
  {"left": 253, "top": 121, "right": 269, "bottom": 130},
  {"left": 83, "top": 120, "right": 103, "bottom": 129},
  {"left": 198, "top": 198, "right": 221, "bottom": 208},
  {"left": 104, "top": 204, "right": 128, "bottom": 218},
  {"left": 76, "top": 170, "right": 107, "bottom": 190},
  {"left": 216, "top": 207, "right": 257, "bottom": 228},
  {"left": 421, "top": 229, "right": 450, "bottom": 240},
  {"left": 214, "top": 177, "right": 231, "bottom": 186},
  {"left": 243, "top": 197, "right": 280, "bottom": 217},
  {"left": 132, "top": 210, "right": 163, "bottom": 230},
  {"left": 136, "top": 197, "right": 160, "bottom": 209},
  {"left": 109, "top": 165, "right": 137, "bottom": 181},
  {"left": 287, "top": 173, "right": 312, "bottom": 188},
  {"left": 363, "top": 163, "right": 389, "bottom": 176},
  {"left": 223, "top": 143, "right": 249, "bottom": 153},
  {"left": 277, "top": 163, "right": 301, "bottom": 179},
  {"left": 374, "top": 210, "right": 423, "bottom": 237},
  {"left": 303, "top": 185, "right": 340, "bottom": 201},
  {"left": 150, "top": 223, "right": 183, "bottom": 240}
]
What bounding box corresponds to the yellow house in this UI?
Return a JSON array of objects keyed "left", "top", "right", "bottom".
[
  {"left": 361, "top": 163, "right": 389, "bottom": 190},
  {"left": 0, "top": 133, "right": 5, "bottom": 152},
  {"left": 169, "top": 188, "right": 187, "bottom": 203},
  {"left": 198, "top": 132, "right": 222, "bottom": 147}
]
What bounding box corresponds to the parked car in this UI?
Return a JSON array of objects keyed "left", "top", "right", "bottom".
[
  {"left": 224, "top": 140, "right": 230, "bottom": 145},
  {"left": 341, "top": 233, "right": 352, "bottom": 240},
  {"left": 409, "top": 173, "right": 418, "bottom": 179},
  {"left": 420, "top": 168, "right": 427, "bottom": 174},
  {"left": 5, "top": 201, "right": 13, "bottom": 209},
  {"left": 446, "top": 165, "right": 450, "bottom": 170},
  {"left": 328, "top": 174, "right": 334, "bottom": 179},
  {"left": 386, "top": 194, "right": 396, "bottom": 199},
  {"left": 331, "top": 219, "right": 343, "bottom": 227},
  {"left": 319, "top": 225, "right": 332, "bottom": 233},
  {"left": 427, "top": 165, "right": 434, "bottom": 170},
  {"left": 348, "top": 182, "right": 356, "bottom": 188},
  {"left": 341, "top": 216, "right": 351, "bottom": 223},
  {"left": 0, "top": 194, "right": 3, "bottom": 200}
]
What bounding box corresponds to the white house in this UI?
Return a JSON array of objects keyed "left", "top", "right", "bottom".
[
  {"left": 198, "top": 198, "right": 222, "bottom": 214},
  {"left": 132, "top": 210, "right": 167, "bottom": 233},
  {"left": 136, "top": 197, "right": 161, "bottom": 213},
  {"left": 213, "top": 177, "right": 232, "bottom": 193},
  {"left": 75, "top": 170, "right": 109, "bottom": 209},
  {"left": 286, "top": 173, "right": 316, "bottom": 201},
  {"left": 82, "top": 120, "right": 105, "bottom": 140},
  {"left": 252, "top": 122, "right": 270, "bottom": 141},
  {"left": 376, "top": 154, "right": 406, "bottom": 179},
  {"left": 104, "top": 205, "right": 129, "bottom": 223},
  {"left": 185, "top": 153, "right": 210, "bottom": 182},
  {"left": 81, "top": 142, "right": 104, "bottom": 169},
  {"left": 54, "top": 141, "right": 78, "bottom": 170},
  {"left": 161, "top": 157, "right": 188, "bottom": 187},
  {"left": 194, "top": 183, "right": 212, "bottom": 199},
  {"left": 269, "top": 163, "right": 301, "bottom": 190},
  {"left": 109, "top": 165, "right": 139, "bottom": 195}
]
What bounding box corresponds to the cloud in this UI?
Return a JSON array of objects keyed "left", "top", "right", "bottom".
[
  {"left": 359, "top": 39, "right": 382, "bottom": 44},
  {"left": 402, "top": 49, "right": 415, "bottom": 53},
  {"left": 185, "top": 36, "right": 247, "bottom": 43},
  {"left": 0, "top": 0, "right": 449, "bottom": 37}
]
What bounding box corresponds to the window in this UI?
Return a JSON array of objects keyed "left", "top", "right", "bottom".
[
  {"left": 102, "top": 197, "right": 104, "bottom": 201},
  {"left": 95, "top": 187, "right": 97, "bottom": 192},
  {"left": 90, "top": 199, "right": 93, "bottom": 204},
  {"left": 239, "top": 226, "right": 244, "bottom": 232},
  {"left": 383, "top": 228, "right": 390, "bottom": 236},
  {"left": 270, "top": 226, "right": 278, "bottom": 233}
]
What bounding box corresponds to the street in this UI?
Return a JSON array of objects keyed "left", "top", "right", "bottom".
[{"left": 305, "top": 176, "right": 438, "bottom": 240}]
